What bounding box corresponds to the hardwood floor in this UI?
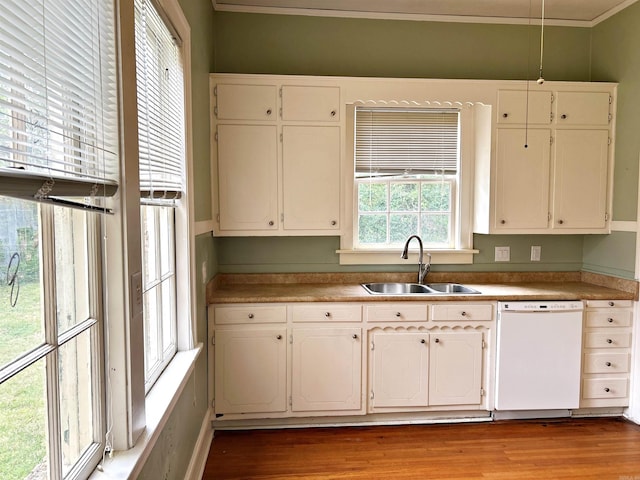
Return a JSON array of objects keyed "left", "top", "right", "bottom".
[{"left": 203, "top": 417, "right": 640, "bottom": 479}]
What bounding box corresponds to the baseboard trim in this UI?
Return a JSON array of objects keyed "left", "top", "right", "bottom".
[{"left": 185, "top": 409, "right": 214, "bottom": 480}]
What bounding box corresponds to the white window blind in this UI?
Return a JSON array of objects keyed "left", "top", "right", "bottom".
[
  {"left": 135, "top": 0, "right": 185, "bottom": 202},
  {"left": 355, "top": 107, "right": 459, "bottom": 177},
  {"left": 0, "top": 0, "right": 118, "bottom": 211}
]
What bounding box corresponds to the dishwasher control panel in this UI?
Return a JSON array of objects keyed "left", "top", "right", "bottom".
[{"left": 499, "top": 301, "right": 583, "bottom": 312}]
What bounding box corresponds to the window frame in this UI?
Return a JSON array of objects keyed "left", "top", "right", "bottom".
[{"left": 339, "top": 102, "right": 477, "bottom": 265}]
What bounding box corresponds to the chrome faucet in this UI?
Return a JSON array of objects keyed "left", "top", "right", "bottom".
[{"left": 401, "top": 235, "right": 431, "bottom": 284}]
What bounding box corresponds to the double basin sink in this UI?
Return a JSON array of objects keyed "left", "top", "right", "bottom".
[{"left": 362, "top": 282, "right": 481, "bottom": 295}]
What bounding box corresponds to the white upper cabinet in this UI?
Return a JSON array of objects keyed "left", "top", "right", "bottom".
[
  {"left": 215, "top": 84, "right": 277, "bottom": 121},
  {"left": 555, "top": 91, "right": 611, "bottom": 126},
  {"left": 281, "top": 85, "right": 340, "bottom": 121},
  {"left": 497, "top": 90, "right": 552, "bottom": 125}
]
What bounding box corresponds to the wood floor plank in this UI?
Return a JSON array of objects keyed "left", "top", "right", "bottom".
[{"left": 203, "top": 417, "right": 640, "bottom": 480}]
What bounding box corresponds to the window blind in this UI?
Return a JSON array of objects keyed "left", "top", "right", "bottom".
[
  {"left": 0, "top": 0, "right": 119, "bottom": 211},
  {"left": 355, "top": 107, "right": 459, "bottom": 177},
  {"left": 134, "top": 0, "right": 185, "bottom": 203}
]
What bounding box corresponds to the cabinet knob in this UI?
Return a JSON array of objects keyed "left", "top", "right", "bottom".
[
  {"left": 607, "top": 338, "right": 613, "bottom": 344},
  {"left": 266, "top": 108, "right": 272, "bottom": 116},
  {"left": 434, "top": 338, "right": 440, "bottom": 343},
  {"left": 607, "top": 318, "right": 614, "bottom": 323},
  {"left": 558, "top": 219, "right": 564, "bottom": 225},
  {"left": 330, "top": 110, "right": 336, "bottom": 117},
  {"left": 395, "top": 312, "right": 401, "bottom": 317},
  {"left": 325, "top": 312, "right": 331, "bottom": 317},
  {"left": 276, "top": 335, "right": 282, "bottom": 340},
  {"left": 461, "top": 311, "right": 467, "bottom": 317},
  {"left": 420, "top": 339, "right": 426, "bottom": 344},
  {"left": 331, "top": 220, "right": 337, "bottom": 226},
  {"left": 605, "top": 361, "right": 612, "bottom": 367},
  {"left": 502, "top": 113, "right": 508, "bottom": 118},
  {"left": 609, "top": 301, "right": 615, "bottom": 307},
  {"left": 268, "top": 220, "right": 275, "bottom": 226},
  {"left": 561, "top": 114, "right": 567, "bottom": 119},
  {"left": 500, "top": 219, "right": 506, "bottom": 225},
  {"left": 604, "top": 387, "right": 611, "bottom": 393},
  {"left": 352, "top": 334, "right": 358, "bottom": 340},
  {"left": 248, "top": 313, "right": 254, "bottom": 319}
]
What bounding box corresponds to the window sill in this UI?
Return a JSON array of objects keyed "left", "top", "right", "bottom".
[
  {"left": 90, "top": 344, "right": 203, "bottom": 479},
  {"left": 337, "top": 248, "right": 478, "bottom": 265}
]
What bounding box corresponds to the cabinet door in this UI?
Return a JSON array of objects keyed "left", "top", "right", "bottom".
[
  {"left": 217, "top": 125, "right": 279, "bottom": 231},
  {"left": 497, "top": 90, "right": 552, "bottom": 125},
  {"left": 282, "top": 126, "right": 340, "bottom": 230},
  {"left": 291, "top": 327, "right": 362, "bottom": 412},
  {"left": 494, "top": 129, "right": 551, "bottom": 229},
  {"left": 281, "top": 85, "right": 340, "bottom": 121},
  {"left": 553, "top": 129, "right": 609, "bottom": 230},
  {"left": 371, "top": 332, "right": 429, "bottom": 408},
  {"left": 215, "top": 84, "right": 277, "bottom": 121},
  {"left": 215, "top": 328, "right": 287, "bottom": 414},
  {"left": 555, "top": 92, "right": 610, "bottom": 126},
  {"left": 429, "top": 332, "right": 483, "bottom": 406}
]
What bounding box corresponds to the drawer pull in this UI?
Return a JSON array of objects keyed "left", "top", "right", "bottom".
[
  {"left": 395, "top": 312, "right": 402, "bottom": 317},
  {"left": 460, "top": 311, "right": 467, "bottom": 317},
  {"left": 266, "top": 108, "right": 272, "bottom": 116},
  {"left": 502, "top": 112, "right": 509, "bottom": 118},
  {"left": 607, "top": 318, "right": 614, "bottom": 323},
  {"left": 352, "top": 334, "right": 358, "bottom": 340},
  {"left": 248, "top": 313, "right": 254, "bottom": 319},
  {"left": 434, "top": 338, "right": 440, "bottom": 343},
  {"left": 421, "top": 339, "right": 426, "bottom": 344},
  {"left": 604, "top": 387, "right": 611, "bottom": 393},
  {"left": 325, "top": 312, "right": 331, "bottom": 317},
  {"left": 276, "top": 335, "right": 282, "bottom": 340},
  {"left": 609, "top": 301, "right": 615, "bottom": 307},
  {"left": 605, "top": 362, "right": 612, "bottom": 367},
  {"left": 607, "top": 338, "right": 613, "bottom": 344}
]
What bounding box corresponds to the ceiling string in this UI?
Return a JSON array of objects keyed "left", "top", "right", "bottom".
[
  {"left": 538, "top": 0, "right": 546, "bottom": 84},
  {"left": 524, "top": 0, "right": 533, "bottom": 148}
]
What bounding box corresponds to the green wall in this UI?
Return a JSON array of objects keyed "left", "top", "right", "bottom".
[
  {"left": 137, "top": 1, "right": 217, "bottom": 479},
  {"left": 211, "top": 11, "right": 637, "bottom": 279}
]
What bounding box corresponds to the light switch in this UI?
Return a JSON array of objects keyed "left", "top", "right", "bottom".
[
  {"left": 531, "top": 245, "right": 541, "bottom": 261},
  {"left": 495, "top": 246, "right": 510, "bottom": 262}
]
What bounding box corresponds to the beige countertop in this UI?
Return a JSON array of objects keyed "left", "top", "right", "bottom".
[{"left": 207, "top": 272, "right": 638, "bottom": 304}]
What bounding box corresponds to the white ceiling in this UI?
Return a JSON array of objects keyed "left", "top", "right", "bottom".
[{"left": 212, "top": 0, "right": 639, "bottom": 26}]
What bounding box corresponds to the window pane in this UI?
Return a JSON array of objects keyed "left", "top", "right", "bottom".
[
  {"left": 59, "top": 328, "right": 97, "bottom": 476},
  {"left": 358, "top": 214, "right": 387, "bottom": 244},
  {"left": 54, "top": 207, "right": 91, "bottom": 334},
  {"left": 390, "top": 183, "right": 418, "bottom": 211},
  {"left": 143, "top": 285, "right": 160, "bottom": 372},
  {"left": 158, "top": 206, "right": 175, "bottom": 277},
  {"left": 0, "top": 197, "right": 44, "bottom": 368},
  {"left": 421, "top": 214, "right": 450, "bottom": 245},
  {"left": 141, "top": 206, "right": 158, "bottom": 285},
  {"left": 358, "top": 182, "right": 387, "bottom": 212},
  {"left": 161, "top": 277, "right": 176, "bottom": 353},
  {"left": 421, "top": 182, "right": 451, "bottom": 211},
  {"left": 390, "top": 214, "right": 418, "bottom": 244},
  {"left": 0, "top": 359, "right": 47, "bottom": 480}
]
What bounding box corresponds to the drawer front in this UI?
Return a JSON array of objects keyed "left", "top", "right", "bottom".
[
  {"left": 365, "top": 304, "right": 428, "bottom": 322},
  {"left": 582, "top": 378, "right": 629, "bottom": 399},
  {"left": 215, "top": 305, "right": 287, "bottom": 324},
  {"left": 585, "top": 310, "right": 632, "bottom": 328},
  {"left": 584, "top": 331, "right": 632, "bottom": 349},
  {"left": 585, "top": 299, "right": 632, "bottom": 309},
  {"left": 290, "top": 304, "right": 362, "bottom": 323},
  {"left": 215, "top": 84, "right": 278, "bottom": 121},
  {"left": 583, "top": 352, "right": 630, "bottom": 374},
  {"left": 430, "top": 304, "right": 493, "bottom": 321}
]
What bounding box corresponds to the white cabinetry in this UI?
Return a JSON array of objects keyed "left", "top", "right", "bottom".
[
  {"left": 475, "top": 86, "right": 615, "bottom": 234},
  {"left": 581, "top": 300, "right": 633, "bottom": 408},
  {"left": 211, "top": 76, "right": 341, "bottom": 236}
]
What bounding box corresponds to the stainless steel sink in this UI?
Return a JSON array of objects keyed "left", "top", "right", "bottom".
[
  {"left": 361, "top": 282, "right": 481, "bottom": 295},
  {"left": 426, "top": 283, "right": 481, "bottom": 294},
  {"left": 361, "top": 283, "right": 433, "bottom": 295}
]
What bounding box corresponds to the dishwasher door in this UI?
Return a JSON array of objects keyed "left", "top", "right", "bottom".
[{"left": 495, "top": 301, "right": 583, "bottom": 411}]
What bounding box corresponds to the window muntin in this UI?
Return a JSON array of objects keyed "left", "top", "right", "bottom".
[{"left": 354, "top": 107, "right": 460, "bottom": 249}]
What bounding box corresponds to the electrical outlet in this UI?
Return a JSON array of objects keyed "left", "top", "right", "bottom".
[
  {"left": 531, "top": 245, "right": 542, "bottom": 261},
  {"left": 495, "top": 246, "right": 510, "bottom": 262}
]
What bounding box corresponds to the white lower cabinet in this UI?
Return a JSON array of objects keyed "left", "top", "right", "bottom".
[
  {"left": 291, "top": 327, "right": 362, "bottom": 412},
  {"left": 369, "top": 330, "right": 484, "bottom": 410},
  {"left": 214, "top": 327, "right": 288, "bottom": 414}
]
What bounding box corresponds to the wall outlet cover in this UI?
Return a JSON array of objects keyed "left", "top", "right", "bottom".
[{"left": 495, "top": 246, "right": 510, "bottom": 262}]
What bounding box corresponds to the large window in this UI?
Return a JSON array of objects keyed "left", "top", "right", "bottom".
[
  {"left": 134, "top": 0, "right": 186, "bottom": 391},
  {"left": 0, "top": 0, "right": 117, "bottom": 477},
  {"left": 354, "top": 107, "right": 460, "bottom": 249}
]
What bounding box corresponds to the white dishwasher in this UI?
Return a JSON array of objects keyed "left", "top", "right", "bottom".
[{"left": 495, "top": 301, "right": 583, "bottom": 415}]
